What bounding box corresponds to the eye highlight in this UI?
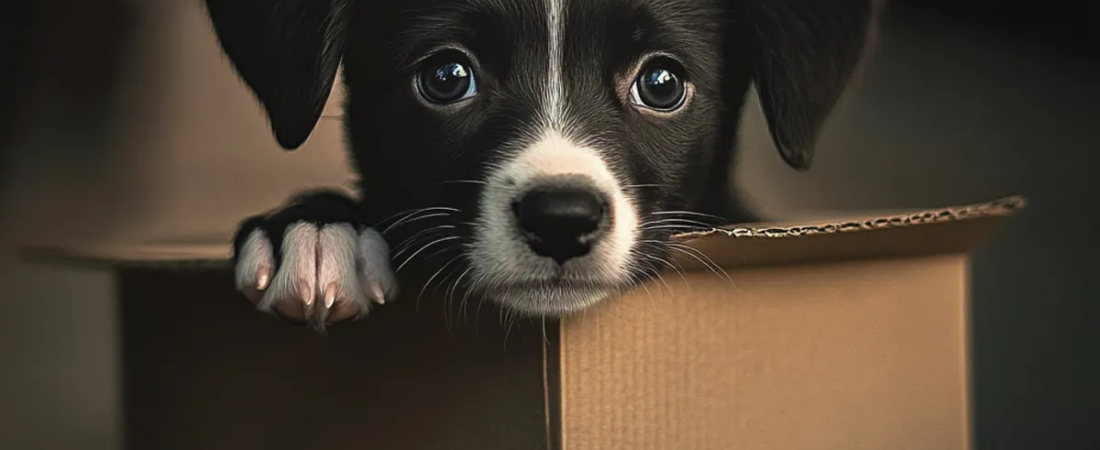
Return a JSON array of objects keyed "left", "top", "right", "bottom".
[
  {"left": 417, "top": 50, "right": 478, "bottom": 104},
  {"left": 628, "top": 57, "right": 688, "bottom": 112}
]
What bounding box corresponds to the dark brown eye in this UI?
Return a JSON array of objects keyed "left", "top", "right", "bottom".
[
  {"left": 629, "top": 58, "right": 688, "bottom": 111},
  {"left": 417, "top": 50, "right": 478, "bottom": 104}
]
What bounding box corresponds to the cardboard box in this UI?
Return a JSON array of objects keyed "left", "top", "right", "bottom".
[{"left": 27, "top": 196, "right": 1023, "bottom": 450}]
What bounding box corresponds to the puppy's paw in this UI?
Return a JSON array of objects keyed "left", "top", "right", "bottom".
[{"left": 231, "top": 192, "right": 398, "bottom": 330}]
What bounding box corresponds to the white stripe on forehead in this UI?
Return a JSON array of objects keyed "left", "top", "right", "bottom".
[
  {"left": 466, "top": 0, "right": 641, "bottom": 313},
  {"left": 545, "top": 0, "right": 564, "bottom": 130}
]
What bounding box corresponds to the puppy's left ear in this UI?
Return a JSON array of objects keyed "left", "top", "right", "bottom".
[
  {"left": 736, "top": 0, "right": 877, "bottom": 170},
  {"left": 203, "top": 0, "right": 350, "bottom": 150}
]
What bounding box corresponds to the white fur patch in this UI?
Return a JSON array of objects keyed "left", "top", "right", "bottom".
[
  {"left": 233, "top": 223, "right": 398, "bottom": 327},
  {"left": 470, "top": 131, "right": 640, "bottom": 314}
]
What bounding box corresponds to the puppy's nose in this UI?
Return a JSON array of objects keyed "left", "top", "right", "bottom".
[{"left": 513, "top": 185, "right": 609, "bottom": 265}]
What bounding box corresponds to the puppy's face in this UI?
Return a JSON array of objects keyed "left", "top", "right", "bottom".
[
  {"left": 204, "top": 0, "right": 875, "bottom": 316},
  {"left": 342, "top": 0, "right": 730, "bottom": 315}
]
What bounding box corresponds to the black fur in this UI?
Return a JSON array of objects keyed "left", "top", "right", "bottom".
[
  {"left": 231, "top": 190, "right": 365, "bottom": 273},
  {"left": 206, "top": 0, "right": 875, "bottom": 313}
]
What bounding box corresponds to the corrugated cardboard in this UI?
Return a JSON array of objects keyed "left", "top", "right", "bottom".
[{"left": 25, "top": 196, "right": 1024, "bottom": 450}]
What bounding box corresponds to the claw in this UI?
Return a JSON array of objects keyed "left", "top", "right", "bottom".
[
  {"left": 369, "top": 282, "right": 386, "bottom": 305},
  {"left": 324, "top": 284, "right": 337, "bottom": 309},
  {"left": 300, "top": 285, "right": 314, "bottom": 306},
  {"left": 256, "top": 267, "right": 270, "bottom": 291}
]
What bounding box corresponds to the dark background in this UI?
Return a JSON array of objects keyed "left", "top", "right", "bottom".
[
  {"left": 887, "top": 2, "right": 1098, "bottom": 447},
  {"left": 1, "top": 1, "right": 1097, "bottom": 449}
]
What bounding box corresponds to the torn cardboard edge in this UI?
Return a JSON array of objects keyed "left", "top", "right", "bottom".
[
  {"left": 672, "top": 195, "right": 1025, "bottom": 239},
  {"left": 19, "top": 196, "right": 1025, "bottom": 271}
]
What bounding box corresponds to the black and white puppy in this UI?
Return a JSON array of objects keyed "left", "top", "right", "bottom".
[{"left": 206, "top": 0, "right": 877, "bottom": 329}]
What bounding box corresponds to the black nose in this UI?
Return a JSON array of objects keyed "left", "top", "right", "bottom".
[{"left": 513, "top": 185, "right": 610, "bottom": 265}]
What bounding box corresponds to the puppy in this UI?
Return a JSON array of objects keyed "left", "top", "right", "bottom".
[{"left": 205, "top": 0, "right": 877, "bottom": 329}]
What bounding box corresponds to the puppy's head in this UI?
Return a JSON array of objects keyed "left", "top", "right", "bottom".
[{"left": 205, "top": 0, "right": 876, "bottom": 316}]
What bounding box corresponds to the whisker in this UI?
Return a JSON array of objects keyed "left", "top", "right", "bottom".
[
  {"left": 623, "top": 261, "right": 657, "bottom": 307},
  {"left": 667, "top": 243, "right": 740, "bottom": 297},
  {"left": 406, "top": 241, "right": 462, "bottom": 268},
  {"left": 417, "top": 254, "right": 463, "bottom": 313},
  {"left": 650, "top": 210, "right": 729, "bottom": 223},
  {"left": 668, "top": 243, "right": 733, "bottom": 285},
  {"left": 634, "top": 251, "right": 677, "bottom": 295},
  {"left": 391, "top": 229, "right": 450, "bottom": 260},
  {"left": 469, "top": 275, "right": 489, "bottom": 334},
  {"left": 635, "top": 274, "right": 656, "bottom": 306},
  {"left": 501, "top": 307, "right": 518, "bottom": 345},
  {"left": 434, "top": 259, "right": 469, "bottom": 332},
  {"left": 642, "top": 224, "right": 712, "bottom": 233},
  {"left": 448, "top": 266, "right": 475, "bottom": 327},
  {"left": 540, "top": 317, "right": 551, "bottom": 348},
  {"left": 376, "top": 206, "right": 459, "bottom": 227},
  {"left": 395, "top": 236, "right": 462, "bottom": 273},
  {"left": 382, "top": 210, "right": 457, "bottom": 235},
  {"left": 639, "top": 217, "right": 716, "bottom": 228},
  {"left": 392, "top": 225, "right": 456, "bottom": 254},
  {"left": 639, "top": 240, "right": 693, "bottom": 295},
  {"left": 435, "top": 262, "right": 467, "bottom": 305},
  {"left": 372, "top": 206, "right": 443, "bottom": 227},
  {"left": 438, "top": 179, "right": 487, "bottom": 186}
]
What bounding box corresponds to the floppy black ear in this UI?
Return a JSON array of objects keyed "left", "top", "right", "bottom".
[
  {"left": 203, "top": 0, "right": 350, "bottom": 150},
  {"left": 737, "top": 0, "right": 875, "bottom": 170}
]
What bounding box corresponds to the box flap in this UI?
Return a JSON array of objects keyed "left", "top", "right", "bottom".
[
  {"left": 20, "top": 196, "right": 1024, "bottom": 270},
  {"left": 671, "top": 196, "right": 1023, "bottom": 270}
]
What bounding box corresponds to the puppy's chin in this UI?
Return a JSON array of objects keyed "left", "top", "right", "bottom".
[{"left": 482, "top": 282, "right": 620, "bottom": 317}]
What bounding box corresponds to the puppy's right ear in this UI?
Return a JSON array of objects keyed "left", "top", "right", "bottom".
[{"left": 203, "top": 0, "right": 350, "bottom": 150}]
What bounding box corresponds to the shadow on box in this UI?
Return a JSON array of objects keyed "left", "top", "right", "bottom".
[{"left": 118, "top": 267, "right": 552, "bottom": 450}]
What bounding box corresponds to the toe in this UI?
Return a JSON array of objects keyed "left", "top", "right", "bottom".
[
  {"left": 258, "top": 223, "right": 319, "bottom": 320},
  {"left": 358, "top": 228, "right": 399, "bottom": 304},
  {"left": 316, "top": 224, "right": 370, "bottom": 323},
  {"left": 273, "top": 297, "right": 307, "bottom": 319},
  {"left": 235, "top": 229, "right": 275, "bottom": 304}
]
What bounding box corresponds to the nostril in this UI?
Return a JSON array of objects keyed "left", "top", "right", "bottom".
[
  {"left": 515, "top": 187, "right": 606, "bottom": 238},
  {"left": 513, "top": 185, "right": 610, "bottom": 264}
]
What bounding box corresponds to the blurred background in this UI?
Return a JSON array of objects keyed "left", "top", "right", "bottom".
[{"left": 1, "top": 1, "right": 1096, "bottom": 449}]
